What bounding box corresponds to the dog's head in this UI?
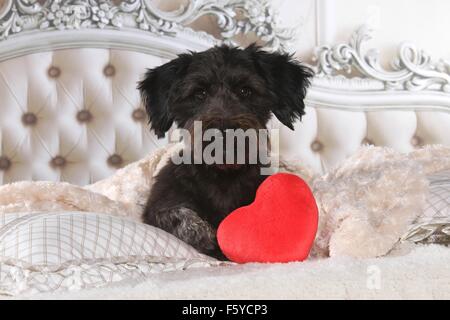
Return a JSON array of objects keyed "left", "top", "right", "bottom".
[{"left": 138, "top": 45, "right": 313, "bottom": 138}]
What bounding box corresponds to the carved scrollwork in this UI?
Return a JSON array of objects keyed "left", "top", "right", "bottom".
[
  {"left": 313, "top": 24, "right": 450, "bottom": 92},
  {"left": 0, "top": 0, "right": 294, "bottom": 52}
]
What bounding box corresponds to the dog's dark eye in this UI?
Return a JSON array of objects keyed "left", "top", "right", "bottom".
[
  {"left": 239, "top": 87, "right": 252, "bottom": 98},
  {"left": 193, "top": 89, "right": 207, "bottom": 101}
]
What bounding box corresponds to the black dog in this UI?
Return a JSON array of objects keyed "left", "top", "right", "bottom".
[{"left": 138, "top": 45, "right": 312, "bottom": 259}]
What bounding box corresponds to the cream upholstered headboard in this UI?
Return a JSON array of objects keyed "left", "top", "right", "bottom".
[
  {"left": 0, "top": 0, "right": 449, "bottom": 185},
  {"left": 0, "top": 0, "right": 289, "bottom": 184}
]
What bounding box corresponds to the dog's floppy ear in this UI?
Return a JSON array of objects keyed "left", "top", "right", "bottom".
[
  {"left": 137, "top": 54, "right": 192, "bottom": 138},
  {"left": 247, "top": 45, "right": 314, "bottom": 130}
]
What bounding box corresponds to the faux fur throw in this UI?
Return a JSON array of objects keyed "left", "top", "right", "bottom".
[{"left": 1, "top": 144, "right": 449, "bottom": 259}]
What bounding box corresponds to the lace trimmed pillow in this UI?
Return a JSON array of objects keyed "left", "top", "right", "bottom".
[
  {"left": 0, "top": 211, "right": 223, "bottom": 296},
  {"left": 402, "top": 170, "right": 450, "bottom": 244}
]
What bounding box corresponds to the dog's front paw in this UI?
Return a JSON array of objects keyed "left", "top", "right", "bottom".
[
  {"left": 175, "top": 208, "right": 217, "bottom": 248},
  {"left": 152, "top": 207, "right": 220, "bottom": 257}
]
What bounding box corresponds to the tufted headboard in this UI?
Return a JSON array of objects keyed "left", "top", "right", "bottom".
[{"left": 0, "top": 0, "right": 449, "bottom": 185}]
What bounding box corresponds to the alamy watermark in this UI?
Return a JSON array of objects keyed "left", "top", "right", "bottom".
[
  {"left": 366, "top": 265, "right": 381, "bottom": 290},
  {"left": 168, "top": 121, "right": 280, "bottom": 175}
]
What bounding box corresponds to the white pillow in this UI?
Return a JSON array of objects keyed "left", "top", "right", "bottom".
[
  {"left": 402, "top": 170, "right": 450, "bottom": 244},
  {"left": 0, "top": 211, "right": 221, "bottom": 296}
]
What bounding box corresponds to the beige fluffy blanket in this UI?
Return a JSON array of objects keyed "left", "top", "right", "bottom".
[{"left": 1, "top": 144, "right": 449, "bottom": 259}]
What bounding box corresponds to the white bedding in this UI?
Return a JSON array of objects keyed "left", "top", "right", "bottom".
[
  {"left": 1, "top": 146, "right": 450, "bottom": 298},
  {"left": 7, "top": 244, "right": 450, "bottom": 300},
  {"left": 0, "top": 211, "right": 449, "bottom": 299}
]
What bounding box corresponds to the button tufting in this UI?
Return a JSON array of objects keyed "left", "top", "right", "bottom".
[
  {"left": 22, "top": 112, "right": 38, "bottom": 126},
  {"left": 103, "top": 64, "right": 116, "bottom": 77},
  {"left": 0, "top": 156, "right": 11, "bottom": 171},
  {"left": 76, "top": 109, "right": 93, "bottom": 123},
  {"left": 132, "top": 109, "right": 146, "bottom": 122},
  {"left": 362, "top": 138, "right": 375, "bottom": 146},
  {"left": 107, "top": 154, "right": 123, "bottom": 168},
  {"left": 50, "top": 156, "right": 66, "bottom": 168},
  {"left": 311, "top": 140, "right": 323, "bottom": 152},
  {"left": 48, "top": 66, "right": 61, "bottom": 78},
  {"left": 411, "top": 135, "right": 423, "bottom": 147}
]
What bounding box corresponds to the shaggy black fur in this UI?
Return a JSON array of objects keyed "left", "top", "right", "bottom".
[{"left": 138, "top": 44, "right": 313, "bottom": 259}]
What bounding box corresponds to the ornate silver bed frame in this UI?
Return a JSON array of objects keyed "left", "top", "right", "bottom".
[
  {"left": 308, "top": 25, "right": 450, "bottom": 113},
  {"left": 0, "top": 0, "right": 449, "bottom": 102},
  {"left": 0, "top": 0, "right": 292, "bottom": 58}
]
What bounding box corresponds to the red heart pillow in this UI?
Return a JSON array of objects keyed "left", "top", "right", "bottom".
[{"left": 217, "top": 173, "right": 318, "bottom": 263}]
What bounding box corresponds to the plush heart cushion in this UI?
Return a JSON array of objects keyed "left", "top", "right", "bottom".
[{"left": 217, "top": 173, "right": 318, "bottom": 263}]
